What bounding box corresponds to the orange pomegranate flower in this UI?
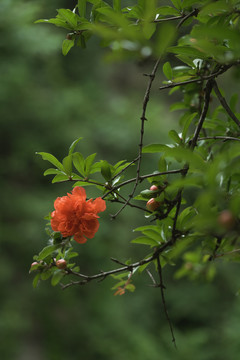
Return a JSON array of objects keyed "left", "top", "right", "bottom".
[{"left": 51, "top": 187, "right": 106, "bottom": 244}]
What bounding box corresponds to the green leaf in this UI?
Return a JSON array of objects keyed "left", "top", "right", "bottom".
[
  {"left": 38, "top": 244, "right": 61, "bottom": 261},
  {"left": 69, "top": 137, "right": 83, "bottom": 155},
  {"left": 131, "top": 236, "right": 159, "bottom": 246},
  {"left": 73, "top": 181, "right": 97, "bottom": 187},
  {"left": 36, "top": 152, "right": 64, "bottom": 171},
  {"left": 62, "top": 155, "right": 72, "bottom": 176},
  {"left": 143, "top": 144, "right": 171, "bottom": 153},
  {"left": 171, "top": 0, "right": 182, "bottom": 10},
  {"left": 138, "top": 262, "right": 150, "bottom": 273},
  {"left": 112, "top": 161, "right": 132, "bottom": 176},
  {"left": 77, "top": 34, "right": 87, "bottom": 48},
  {"left": 89, "top": 161, "right": 102, "bottom": 174},
  {"left": 133, "top": 225, "right": 161, "bottom": 233},
  {"left": 101, "top": 161, "right": 112, "bottom": 181},
  {"left": 182, "top": 0, "right": 198, "bottom": 8},
  {"left": 125, "top": 283, "right": 136, "bottom": 292},
  {"left": 29, "top": 263, "right": 39, "bottom": 273},
  {"left": 167, "top": 175, "right": 202, "bottom": 192},
  {"left": 35, "top": 18, "right": 72, "bottom": 30},
  {"left": 163, "top": 62, "right": 173, "bottom": 80},
  {"left": 85, "top": 153, "right": 96, "bottom": 176},
  {"left": 143, "top": 23, "right": 156, "bottom": 40},
  {"left": 169, "top": 130, "right": 182, "bottom": 144},
  {"left": 73, "top": 152, "right": 85, "bottom": 176},
  {"left": 141, "top": 230, "right": 163, "bottom": 243},
  {"left": 78, "top": 0, "right": 87, "bottom": 17},
  {"left": 168, "top": 45, "right": 205, "bottom": 58},
  {"left": 57, "top": 9, "right": 78, "bottom": 28},
  {"left": 44, "top": 168, "right": 65, "bottom": 176},
  {"left": 164, "top": 147, "right": 207, "bottom": 171},
  {"left": 111, "top": 272, "right": 130, "bottom": 280},
  {"left": 182, "top": 112, "right": 197, "bottom": 140},
  {"left": 62, "top": 39, "right": 75, "bottom": 56},
  {"left": 140, "top": 189, "right": 155, "bottom": 198},
  {"left": 113, "top": 160, "right": 127, "bottom": 169},
  {"left": 230, "top": 94, "right": 238, "bottom": 113},
  {"left": 156, "top": 6, "right": 180, "bottom": 16},
  {"left": 52, "top": 174, "right": 70, "bottom": 183},
  {"left": 66, "top": 252, "right": 79, "bottom": 260},
  {"left": 51, "top": 269, "right": 65, "bottom": 286},
  {"left": 111, "top": 280, "right": 127, "bottom": 290},
  {"left": 33, "top": 273, "right": 41, "bottom": 288},
  {"left": 178, "top": 206, "right": 196, "bottom": 229},
  {"left": 155, "top": 23, "right": 176, "bottom": 56},
  {"left": 113, "top": 0, "right": 121, "bottom": 12},
  {"left": 158, "top": 157, "right": 167, "bottom": 173},
  {"left": 40, "top": 269, "right": 52, "bottom": 281},
  {"left": 170, "top": 102, "right": 187, "bottom": 111},
  {"left": 199, "top": 0, "right": 231, "bottom": 17}
]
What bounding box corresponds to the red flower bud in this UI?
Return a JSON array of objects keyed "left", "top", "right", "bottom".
[
  {"left": 146, "top": 198, "right": 160, "bottom": 212},
  {"left": 218, "top": 210, "right": 235, "bottom": 230},
  {"left": 150, "top": 185, "right": 158, "bottom": 191},
  {"left": 66, "top": 33, "right": 73, "bottom": 40},
  {"left": 56, "top": 259, "right": 67, "bottom": 269}
]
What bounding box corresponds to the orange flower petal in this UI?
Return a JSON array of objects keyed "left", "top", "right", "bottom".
[{"left": 51, "top": 187, "right": 106, "bottom": 244}]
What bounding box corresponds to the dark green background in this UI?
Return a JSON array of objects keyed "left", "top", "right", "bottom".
[{"left": 1, "top": 0, "right": 240, "bottom": 359}]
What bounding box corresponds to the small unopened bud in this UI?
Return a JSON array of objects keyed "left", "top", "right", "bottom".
[{"left": 56, "top": 259, "right": 67, "bottom": 269}]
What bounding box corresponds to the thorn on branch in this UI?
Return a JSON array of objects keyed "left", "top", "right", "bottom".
[
  {"left": 143, "top": 73, "right": 154, "bottom": 79},
  {"left": 111, "top": 257, "right": 128, "bottom": 266},
  {"left": 97, "top": 272, "right": 107, "bottom": 282}
]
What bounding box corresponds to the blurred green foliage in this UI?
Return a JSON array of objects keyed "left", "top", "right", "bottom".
[{"left": 1, "top": 0, "right": 240, "bottom": 359}]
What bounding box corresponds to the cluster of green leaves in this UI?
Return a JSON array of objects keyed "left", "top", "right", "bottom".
[
  {"left": 131, "top": 139, "right": 240, "bottom": 279},
  {"left": 30, "top": 229, "right": 79, "bottom": 287},
  {"left": 36, "top": 138, "right": 133, "bottom": 196},
  {"left": 111, "top": 270, "right": 136, "bottom": 295},
  {"left": 33, "top": 0, "right": 240, "bottom": 292},
  {"left": 35, "top": 0, "right": 178, "bottom": 58},
  {"left": 35, "top": 0, "right": 240, "bottom": 62}
]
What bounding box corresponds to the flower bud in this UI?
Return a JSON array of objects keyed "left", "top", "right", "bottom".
[
  {"left": 218, "top": 210, "right": 235, "bottom": 230},
  {"left": 150, "top": 185, "right": 158, "bottom": 191},
  {"left": 30, "top": 262, "right": 38, "bottom": 269},
  {"left": 56, "top": 259, "right": 67, "bottom": 270},
  {"left": 146, "top": 198, "right": 160, "bottom": 212}
]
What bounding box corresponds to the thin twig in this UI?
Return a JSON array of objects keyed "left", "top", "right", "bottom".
[
  {"left": 102, "top": 169, "right": 183, "bottom": 199},
  {"left": 198, "top": 136, "right": 240, "bottom": 142},
  {"left": 154, "top": 8, "right": 198, "bottom": 28},
  {"left": 172, "top": 191, "right": 183, "bottom": 242},
  {"left": 170, "top": 81, "right": 213, "bottom": 240},
  {"left": 190, "top": 79, "right": 213, "bottom": 150},
  {"left": 177, "top": 8, "right": 199, "bottom": 28},
  {"left": 215, "top": 248, "right": 240, "bottom": 258},
  {"left": 61, "top": 239, "right": 174, "bottom": 289},
  {"left": 111, "top": 156, "right": 139, "bottom": 181},
  {"left": 110, "top": 198, "right": 151, "bottom": 213},
  {"left": 154, "top": 15, "right": 183, "bottom": 23},
  {"left": 146, "top": 269, "right": 158, "bottom": 286},
  {"left": 157, "top": 256, "right": 177, "bottom": 349},
  {"left": 111, "top": 58, "right": 162, "bottom": 219},
  {"left": 159, "top": 65, "right": 234, "bottom": 91},
  {"left": 212, "top": 80, "right": 240, "bottom": 128}
]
